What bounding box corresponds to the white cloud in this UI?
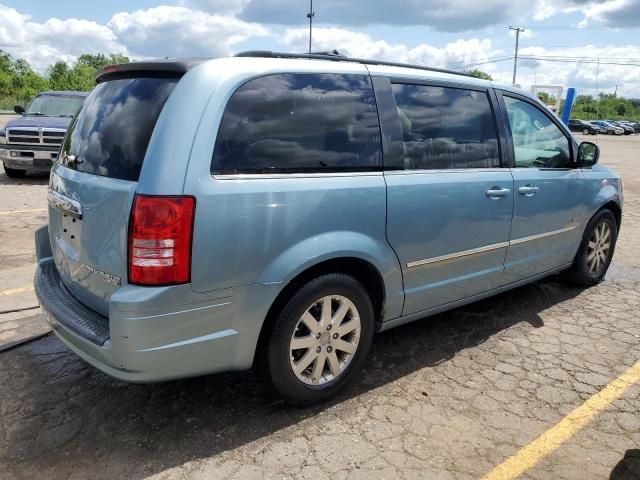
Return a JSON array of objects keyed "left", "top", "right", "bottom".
[
  {"left": 0, "top": 4, "right": 125, "bottom": 71},
  {"left": 281, "top": 27, "right": 505, "bottom": 72},
  {"left": 184, "top": 0, "right": 251, "bottom": 15},
  {"left": 0, "top": 4, "right": 269, "bottom": 71},
  {"left": 109, "top": 6, "right": 269, "bottom": 58},
  {"left": 578, "top": 0, "right": 640, "bottom": 26}
]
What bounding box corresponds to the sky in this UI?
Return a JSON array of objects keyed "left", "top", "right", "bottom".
[{"left": 1, "top": 0, "right": 640, "bottom": 97}]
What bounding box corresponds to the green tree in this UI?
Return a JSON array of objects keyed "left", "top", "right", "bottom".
[
  {"left": 77, "top": 53, "right": 130, "bottom": 70},
  {"left": 68, "top": 62, "right": 97, "bottom": 91},
  {"left": 465, "top": 69, "right": 493, "bottom": 80},
  {"left": 537, "top": 92, "right": 557, "bottom": 105},
  {"left": 48, "top": 61, "right": 72, "bottom": 90}
]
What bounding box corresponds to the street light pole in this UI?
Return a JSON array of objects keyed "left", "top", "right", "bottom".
[
  {"left": 509, "top": 26, "right": 525, "bottom": 85},
  {"left": 307, "top": 0, "right": 315, "bottom": 53}
]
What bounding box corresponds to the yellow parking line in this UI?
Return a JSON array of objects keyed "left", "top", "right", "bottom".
[
  {"left": 0, "top": 208, "right": 46, "bottom": 216},
  {"left": 481, "top": 360, "right": 640, "bottom": 480},
  {"left": 0, "top": 286, "right": 34, "bottom": 296}
]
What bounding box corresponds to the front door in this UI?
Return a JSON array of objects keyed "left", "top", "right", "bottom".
[
  {"left": 498, "top": 92, "right": 586, "bottom": 283},
  {"left": 382, "top": 81, "right": 513, "bottom": 316}
]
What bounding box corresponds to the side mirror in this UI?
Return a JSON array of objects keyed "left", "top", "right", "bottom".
[
  {"left": 14, "top": 105, "right": 24, "bottom": 114},
  {"left": 578, "top": 141, "right": 599, "bottom": 167}
]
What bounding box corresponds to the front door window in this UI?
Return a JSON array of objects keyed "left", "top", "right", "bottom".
[{"left": 504, "top": 96, "right": 571, "bottom": 169}]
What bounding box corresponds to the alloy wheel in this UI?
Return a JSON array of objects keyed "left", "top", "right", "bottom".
[
  {"left": 289, "top": 295, "right": 361, "bottom": 385},
  {"left": 587, "top": 221, "right": 612, "bottom": 275}
]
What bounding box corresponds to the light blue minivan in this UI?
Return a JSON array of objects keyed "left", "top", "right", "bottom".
[{"left": 35, "top": 52, "right": 622, "bottom": 405}]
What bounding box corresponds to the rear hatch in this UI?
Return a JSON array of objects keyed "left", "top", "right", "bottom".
[{"left": 48, "top": 73, "right": 180, "bottom": 316}]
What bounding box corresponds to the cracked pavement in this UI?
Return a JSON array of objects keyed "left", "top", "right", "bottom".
[{"left": 1, "top": 135, "right": 639, "bottom": 480}]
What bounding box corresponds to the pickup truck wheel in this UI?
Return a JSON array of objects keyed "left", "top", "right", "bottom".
[
  {"left": 266, "top": 273, "right": 374, "bottom": 406},
  {"left": 3, "top": 163, "right": 26, "bottom": 178},
  {"left": 565, "top": 209, "right": 617, "bottom": 287}
]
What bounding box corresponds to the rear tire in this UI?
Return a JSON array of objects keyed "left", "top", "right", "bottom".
[
  {"left": 3, "top": 163, "right": 26, "bottom": 178},
  {"left": 583, "top": 128, "right": 590, "bottom": 135},
  {"left": 265, "top": 273, "right": 375, "bottom": 406},
  {"left": 608, "top": 130, "right": 614, "bottom": 135},
  {"left": 565, "top": 209, "right": 617, "bottom": 286}
]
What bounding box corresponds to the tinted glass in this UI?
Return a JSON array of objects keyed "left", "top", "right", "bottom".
[
  {"left": 503, "top": 96, "right": 571, "bottom": 169},
  {"left": 391, "top": 84, "right": 499, "bottom": 169},
  {"left": 62, "top": 76, "right": 178, "bottom": 181},
  {"left": 26, "top": 95, "right": 85, "bottom": 117},
  {"left": 212, "top": 73, "right": 381, "bottom": 174}
]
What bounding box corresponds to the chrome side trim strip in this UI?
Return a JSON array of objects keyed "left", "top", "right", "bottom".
[
  {"left": 509, "top": 224, "right": 578, "bottom": 246},
  {"left": 406, "top": 224, "right": 578, "bottom": 269},
  {"left": 406, "top": 241, "right": 509, "bottom": 268}
]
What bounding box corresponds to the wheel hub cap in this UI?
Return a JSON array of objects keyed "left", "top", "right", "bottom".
[
  {"left": 587, "top": 221, "right": 612, "bottom": 274},
  {"left": 289, "top": 295, "right": 362, "bottom": 385}
]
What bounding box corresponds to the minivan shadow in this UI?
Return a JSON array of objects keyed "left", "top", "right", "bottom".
[{"left": 2, "top": 276, "right": 583, "bottom": 479}]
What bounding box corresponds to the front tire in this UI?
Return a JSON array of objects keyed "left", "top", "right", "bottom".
[
  {"left": 566, "top": 209, "right": 617, "bottom": 286},
  {"left": 583, "top": 128, "right": 590, "bottom": 135},
  {"left": 266, "top": 273, "right": 375, "bottom": 406},
  {"left": 3, "top": 163, "right": 26, "bottom": 178}
]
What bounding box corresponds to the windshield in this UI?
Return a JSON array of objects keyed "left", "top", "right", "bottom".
[{"left": 25, "top": 95, "right": 86, "bottom": 117}]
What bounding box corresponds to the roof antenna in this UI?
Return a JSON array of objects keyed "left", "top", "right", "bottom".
[{"left": 307, "top": 0, "right": 314, "bottom": 53}]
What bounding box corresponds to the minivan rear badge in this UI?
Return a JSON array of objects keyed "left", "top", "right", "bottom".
[{"left": 81, "top": 263, "right": 121, "bottom": 286}]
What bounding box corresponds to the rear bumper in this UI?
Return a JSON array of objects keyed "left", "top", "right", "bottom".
[
  {"left": 0, "top": 145, "right": 57, "bottom": 172},
  {"left": 34, "top": 226, "right": 281, "bottom": 382}
]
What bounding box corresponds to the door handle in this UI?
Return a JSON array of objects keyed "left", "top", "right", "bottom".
[
  {"left": 518, "top": 186, "right": 540, "bottom": 196},
  {"left": 486, "top": 187, "right": 511, "bottom": 198}
]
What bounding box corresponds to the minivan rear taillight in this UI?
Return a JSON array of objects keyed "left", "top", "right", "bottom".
[{"left": 128, "top": 195, "right": 196, "bottom": 286}]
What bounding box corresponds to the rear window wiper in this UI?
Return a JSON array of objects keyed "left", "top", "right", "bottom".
[
  {"left": 57, "top": 114, "right": 74, "bottom": 118},
  {"left": 26, "top": 112, "right": 45, "bottom": 116}
]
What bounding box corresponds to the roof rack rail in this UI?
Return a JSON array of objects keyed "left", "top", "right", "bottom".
[{"left": 234, "top": 50, "right": 472, "bottom": 78}]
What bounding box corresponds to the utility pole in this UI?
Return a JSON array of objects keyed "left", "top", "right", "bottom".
[
  {"left": 307, "top": 0, "right": 315, "bottom": 53},
  {"left": 509, "top": 26, "right": 525, "bottom": 85}
]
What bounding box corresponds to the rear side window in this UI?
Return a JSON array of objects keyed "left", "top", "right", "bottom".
[
  {"left": 212, "top": 73, "right": 381, "bottom": 174},
  {"left": 62, "top": 76, "right": 178, "bottom": 181},
  {"left": 391, "top": 84, "right": 500, "bottom": 170}
]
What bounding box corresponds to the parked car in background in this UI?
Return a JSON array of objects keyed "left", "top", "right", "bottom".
[
  {"left": 591, "top": 121, "right": 624, "bottom": 135},
  {"left": 619, "top": 121, "right": 640, "bottom": 133},
  {"left": 568, "top": 119, "right": 600, "bottom": 135},
  {"left": 0, "top": 91, "right": 88, "bottom": 178},
  {"left": 36, "top": 53, "right": 622, "bottom": 405},
  {"left": 607, "top": 120, "right": 634, "bottom": 135}
]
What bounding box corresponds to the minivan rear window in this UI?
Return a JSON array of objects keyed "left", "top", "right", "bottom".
[
  {"left": 61, "top": 76, "right": 178, "bottom": 181},
  {"left": 211, "top": 73, "right": 382, "bottom": 174}
]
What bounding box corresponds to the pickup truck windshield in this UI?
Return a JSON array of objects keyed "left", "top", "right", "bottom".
[{"left": 26, "top": 95, "right": 86, "bottom": 117}]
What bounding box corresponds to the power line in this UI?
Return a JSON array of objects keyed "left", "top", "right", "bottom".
[
  {"left": 518, "top": 56, "right": 640, "bottom": 67},
  {"left": 522, "top": 25, "right": 640, "bottom": 30},
  {"left": 444, "top": 55, "right": 514, "bottom": 70},
  {"left": 459, "top": 57, "right": 515, "bottom": 69}
]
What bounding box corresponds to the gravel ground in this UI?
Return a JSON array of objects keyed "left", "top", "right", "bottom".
[{"left": 0, "top": 134, "right": 639, "bottom": 480}]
